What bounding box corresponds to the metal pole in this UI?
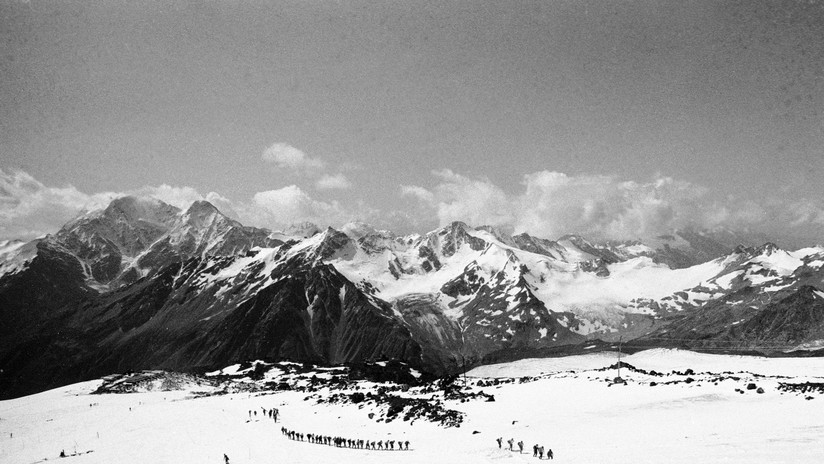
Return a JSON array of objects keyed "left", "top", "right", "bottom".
[
  {"left": 617, "top": 336, "right": 622, "bottom": 379},
  {"left": 462, "top": 355, "right": 467, "bottom": 388}
]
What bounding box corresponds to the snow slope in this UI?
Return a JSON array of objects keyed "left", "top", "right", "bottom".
[
  {"left": 469, "top": 348, "right": 824, "bottom": 378},
  {"left": 0, "top": 239, "right": 36, "bottom": 277},
  {"left": 2, "top": 351, "right": 822, "bottom": 464}
]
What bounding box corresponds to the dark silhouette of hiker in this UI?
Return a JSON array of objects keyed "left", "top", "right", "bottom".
[
  {"left": 496, "top": 437, "right": 502, "bottom": 448},
  {"left": 405, "top": 440, "right": 409, "bottom": 450},
  {"left": 548, "top": 448, "right": 554, "bottom": 460},
  {"left": 518, "top": 441, "right": 524, "bottom": 453},
  {"left": 538, "top": 446, "right": 544, "bottom": 459},
  {"left": 507, "top": 438, "right": 514, "bottom": 451},
  {"left": 533, "top": 444, "right": 538, "bottom": 456},
  {"left": 223, "top": 453, "right": 230, "bottom": 464}
]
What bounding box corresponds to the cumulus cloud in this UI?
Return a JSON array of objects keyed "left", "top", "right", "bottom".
[
  {"left": 429, "top": 169, "right": 515, "bottom": 228},
  {"left": 261, "top": 143, "right": 325, "bottom": 172},
  {"left": 316, "top": 173, "right": 352, "bottom": 190},
  {"left": 512, "top": 172, "right": 715, "bottom": 239},
  {"left": 248, "top": 185, "right": 353, "bottom": 228}
]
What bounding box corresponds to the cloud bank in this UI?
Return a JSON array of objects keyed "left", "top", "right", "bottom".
[
  {"left": 1, "top": 167, "right": 822, "bottom": 247},
  {"left": 0, "top": 169, "right": 116, "bottom": 240},
  {"left": 402, "top": 169, "right": 824, "bottom": 246},
  {"left": 0, "top": 168, "right": 362, "bottom": 240}
]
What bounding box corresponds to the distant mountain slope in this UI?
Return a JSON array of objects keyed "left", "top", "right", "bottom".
[{"left": 1, "top": 196, "right": 822, "bottom": 398}]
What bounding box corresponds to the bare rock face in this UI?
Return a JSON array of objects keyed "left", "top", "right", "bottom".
[
  {"left": 735, "top": 286, "right": 824, "bottom": 345},
  {"left": 132, "top": 200, "right": 281, "bottom": 282},
  {"left": 52, "top": 196, "right": 180, "bottom": 283}
]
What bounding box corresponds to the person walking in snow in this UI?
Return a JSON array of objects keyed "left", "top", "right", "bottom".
[
  {"left": 518, "top": 440, "right": 524, "bottom": 453},
  {"left": 538, "top": 446, "right": 544, "bottom": 459},
  {"left": 533, "top": 444, "right": 538, "bottom": 456},
  {"left": 496, "top": 437, "right": 502, "bottom": 448},
  {"left": 507, "top": 438, "right": 514, "bottom": 451},
  {"left": 547, "top": 448, "right": 554, "bottom": 460},
  {"left": 223, "top": 453, "right": 230, "bottom": 464},
  {"left": 404, "top": 440, "right": 409, "bottom": 450}
]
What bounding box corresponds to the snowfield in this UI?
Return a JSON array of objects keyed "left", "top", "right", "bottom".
[{"left": 2, "top": 350, "right": 823, "bottom": 464}]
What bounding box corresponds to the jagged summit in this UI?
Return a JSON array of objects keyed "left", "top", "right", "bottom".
[
  {"left": 62, "top": 195, "right": 179, "bottom": 233},
  {"left": 177, "top": 199, "right": 239, "bottom": 233},
  {"left": 758, "top": 242, "right": 781, "bottom": 255},
  {"left": 734, "top": 244, "right": 755, "bottom": 254},
  {"left": 101, "top": 195, "right": 180, "bottom": 225},
  {"left": 185, "top": 199, "right": 221, "bottom": 216},
  {"left": 9, "top": 196, "right": 279, "bottom": 286}
]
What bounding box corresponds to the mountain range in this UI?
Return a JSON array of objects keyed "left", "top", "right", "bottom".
[{"left": 2, "top": 196, "right": 823, "bottom": 399}]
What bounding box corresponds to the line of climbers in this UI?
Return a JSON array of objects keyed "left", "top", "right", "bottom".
[{"left": 280, "top": 427, "right": 410, "bottom": 451}]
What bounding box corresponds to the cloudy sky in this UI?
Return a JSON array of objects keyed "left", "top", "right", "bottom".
[{"left": 1, "top": 0, "right": 823, "bottom": 245}]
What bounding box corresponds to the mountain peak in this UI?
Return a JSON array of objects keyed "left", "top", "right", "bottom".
[
  {"left": 757, "top": 242, "right": 781, "bottom": 256},
  {"left": 308, "top": 227, "right": 354, "bottom": 260},
  {"left": 733, "top": 244, "right": 756, "bottom": 255},
  {"left": 102, "top": 196, "right": 179, "bottom": 225},
  {"left": 185, "top": 200, "right": 220, "bottom": 216}
]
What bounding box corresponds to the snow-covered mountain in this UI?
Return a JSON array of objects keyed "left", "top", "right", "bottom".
[
  {"left": 1, "top": 196, "right": 822, "bottom": 399},
  {"left": 2, "top": 196, "right": 281, "bottom": 289}
]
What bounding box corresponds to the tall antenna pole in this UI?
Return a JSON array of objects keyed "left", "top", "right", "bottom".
[
  {"left": 617, "top": 336, "right": 623, "bottom": 380},
  {"left": 462, "top": 354, "right": 467, "bottom": 388}
]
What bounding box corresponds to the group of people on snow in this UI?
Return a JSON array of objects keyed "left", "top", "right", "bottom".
[
  {"left": 496, "top": 436, "right": 553, "bottom": 459},
  {"left": 281, "top": 427, "right": 410, "bottom": 451},
  {"left": 248, "top": 407, "right": 279, "bottom": 422}
]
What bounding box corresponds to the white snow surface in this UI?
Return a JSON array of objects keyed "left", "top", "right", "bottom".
[
  {"left": 3, "top": 351, "right": 823, "bottom": 464},
  {"left": 469, "top": 348, "right": 824, "bottom": 378}
]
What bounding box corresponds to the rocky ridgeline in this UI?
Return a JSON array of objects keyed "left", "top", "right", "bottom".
[
  {"left": 90, "top": 361, "right": 495, "bottom": 428},
  {"left": 93, "top": 371, "right": 215, "bottom": 394},
  {"left": 777, "top": 381, "right": 824, "bottom": 399}
]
